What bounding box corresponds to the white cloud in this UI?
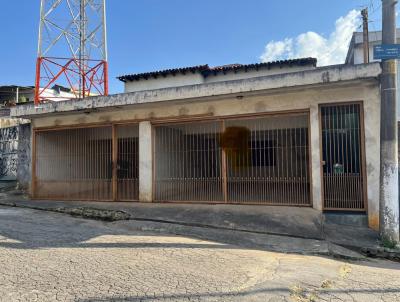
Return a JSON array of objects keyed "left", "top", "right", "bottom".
[{"left": 260, "top": 10, "right": 360, "bottom": 66}]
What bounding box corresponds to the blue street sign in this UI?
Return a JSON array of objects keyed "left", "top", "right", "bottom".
[{"left": 373, "top": 44, "right": 400, "bottom": 60}]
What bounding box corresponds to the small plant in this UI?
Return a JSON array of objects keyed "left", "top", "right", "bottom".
[
  {"left": 320, "top": 279, "right": 333, "bottom": 289},
  {"left": 381, "top": 238, "right": 398, "bottom": 249}
]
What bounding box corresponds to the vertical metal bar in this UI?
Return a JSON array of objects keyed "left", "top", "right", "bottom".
[{"left": 221, "top": 120, "right": 228, "bottom": 203}]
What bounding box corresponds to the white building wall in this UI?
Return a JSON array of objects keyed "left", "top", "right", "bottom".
[
  {"left": 204, "top": 66, "right": 316, "bottom": 84},
  {"left": 124, "top": 66, "right": 316, "bottom": 93},
  {"left": 125, "top": 73, "right": 204, "bottom": 93},
  {"left": 31, "top": 79, "right": 381, "bottom": 230}
]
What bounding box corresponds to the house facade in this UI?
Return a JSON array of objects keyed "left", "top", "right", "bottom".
[{"left": 11, "top": 58, "right": 382, "bottom": 230}]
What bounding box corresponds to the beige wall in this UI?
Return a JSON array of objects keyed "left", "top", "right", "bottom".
[{"left": 31, "top": 80, "right": 381, "bottom": 230}]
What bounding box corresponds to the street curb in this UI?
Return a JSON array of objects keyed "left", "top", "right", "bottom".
[
  {"left": 0, "top": 200, "right": 324, "bottom": 240},
  {"left": 0, "top": 200, "right": 376, "bottom": 261},
  {"left": 0, "top": 201, "right": 130, "bottom": 222}
]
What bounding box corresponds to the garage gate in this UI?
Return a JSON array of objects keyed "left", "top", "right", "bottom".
[
  {"left": 34, "top": 124, "right": 139, "bottom": 201},
  {"left": 154, "top": 113, "right": 311, "bottom": 205}
]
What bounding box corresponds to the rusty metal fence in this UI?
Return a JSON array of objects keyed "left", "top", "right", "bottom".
[
  {"left": 34, "top": 124, "right": 139, "bottom": 201},
  {"left": 35, "top": 126, "right": 113, "bottom": 200},
  {"left": 34, "top": 113, "right": 314, "bottom": 205},
  {"left": 154, "top": 113, "right": 311, "bottom": 205},
  {"left": 225, "top": 115, "right": 310, "bottom": 205},
  {"left": 116, "top": 124, "right": 139, "bottom": 201},
  {"left": 320, "top": 103, "right": 365, "bottom": 210},
  {"left": 154, "top": 121, "right": 224, "bottom": 202}
]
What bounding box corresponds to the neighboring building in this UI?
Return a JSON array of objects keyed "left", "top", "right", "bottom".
[
  {"left": 11, "top": 58, "right": 382, "bottom": 230},
  {"left": 0, "top": 85, "right": 77, "bottom": 109},
  {"left": 346, "top": 29, "right": 400, "bottom": 119},
  {"left": 345, "top": 29, "right": 400, "bottom": 65}
]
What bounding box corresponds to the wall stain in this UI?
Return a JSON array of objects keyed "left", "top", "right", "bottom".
[
  {"left": 322, "top": 71, "right": 330, "bottom": 83},
  {"left": 220, "top": 126, "right": 251, "bottom": 171},
  {"left": 369, "top": 213, "right": 379, "bottom": 231},
  {"left": 178, "top": 107, "right": 189, "bottom": 116},
  {"left": 99, "top": 115, "right": 111, "bottom": 122},
  {"left": 75, "top": 117, "right": 87, "bottom": 124},
  {"left": 255, "top": 101, "right": 266, "bottom": 112},
  {"left": 207, "top": 106, "right": 215, "bottom": 115},
  {"left": 367, "top": 163, "right": 375, "bottom": 175}
]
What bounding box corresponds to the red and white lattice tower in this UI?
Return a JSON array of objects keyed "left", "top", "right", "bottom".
[{"left": 35, "top": 0, "right": 108, "bottom": 104}]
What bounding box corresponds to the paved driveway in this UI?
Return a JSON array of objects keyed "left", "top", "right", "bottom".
[{"left": 0, "top": 206, "right": 399, "bottom": 302}]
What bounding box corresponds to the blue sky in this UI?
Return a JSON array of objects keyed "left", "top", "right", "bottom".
[{"left": 0, "top": 0, "right": 392, "bottom": 93}]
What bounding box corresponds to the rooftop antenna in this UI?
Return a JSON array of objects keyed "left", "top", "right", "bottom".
[{"left": 35, "top": 0, "right": 108, "bottom": 104}]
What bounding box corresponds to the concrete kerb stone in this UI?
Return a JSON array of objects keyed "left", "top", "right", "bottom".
[{"left": 0, "top": 201, "right": 131, "bottom": 222}]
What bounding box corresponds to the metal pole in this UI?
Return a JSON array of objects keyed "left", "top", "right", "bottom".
[
  {"left": 80, "top": 0, "right": 86, "bottom": 98},
  {"left": 37, "top": 0, "right": 45, "bottom": 57},
  {"left": 102, "top": 0, "right": 108, "bottom": 62},
  {"left": 15, "top": 87, "right": 19, "bottom": 104},
  {"left": 380, "top": 0, "right": 399, "bottom": 245},
  {"left": 361, "top": 8, "right": 370, "bottom": 64}
]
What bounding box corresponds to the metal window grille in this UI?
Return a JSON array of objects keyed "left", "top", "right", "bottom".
[{"left": 321, "top": 104, "right": 365, "bottom": 210}]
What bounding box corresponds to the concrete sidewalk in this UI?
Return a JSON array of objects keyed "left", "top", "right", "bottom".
[
  {"left": 0, "top": 196, "right": 323, "bottom": 238},
  {"left": 0, "top": 191, "right": 381, "bottom": 251}
]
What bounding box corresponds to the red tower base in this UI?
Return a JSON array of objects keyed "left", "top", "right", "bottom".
[{"left": 34, "top": 57, "right": 108, "bottom": 105}]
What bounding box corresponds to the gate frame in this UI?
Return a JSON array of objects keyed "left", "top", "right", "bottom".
[
  {"left": 151, "top": 109, "right": 313, "bottom": 207},
  {"left": 318, "top": 101, "right": 368, "bottom": 212},
  {"left": 32, "top": 122, "right": 140, "bottom": 202}
]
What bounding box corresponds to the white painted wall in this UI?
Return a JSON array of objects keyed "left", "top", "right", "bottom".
[
  {"left": 124, "top": 66, "right": 316, "bottom": 93},
  {"left": 204, "top": 66, "right": 316, "bottom": 84},
  {"left": 125, "top": 73, "right": 204, "bottom": 93}
]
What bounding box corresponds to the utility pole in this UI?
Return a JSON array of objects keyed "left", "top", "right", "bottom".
[
  {"left": 380, "top": 0, "right": 399, "bottom": 245},
  {"left": 362, "top": 8, "right": 370, "bottom": 63}
]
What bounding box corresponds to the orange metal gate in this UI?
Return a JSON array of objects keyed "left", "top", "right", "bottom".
[
  {"left": 34, "top": 124, "right": 139, "bottom": 201},
  {"left": 320, "top": 103, "right": 366, "bottom": 210},
  {"left": 153, "top": 113, "right": 311, "bottom": 205}
]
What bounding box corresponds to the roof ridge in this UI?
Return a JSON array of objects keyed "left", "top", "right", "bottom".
[{"left": 117, "top": 58, "right": 317, "bottom": 82}]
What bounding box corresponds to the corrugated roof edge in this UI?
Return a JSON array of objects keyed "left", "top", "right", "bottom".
[{"left": 117, "top": 58, "right": 317, "bottom": 82}]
